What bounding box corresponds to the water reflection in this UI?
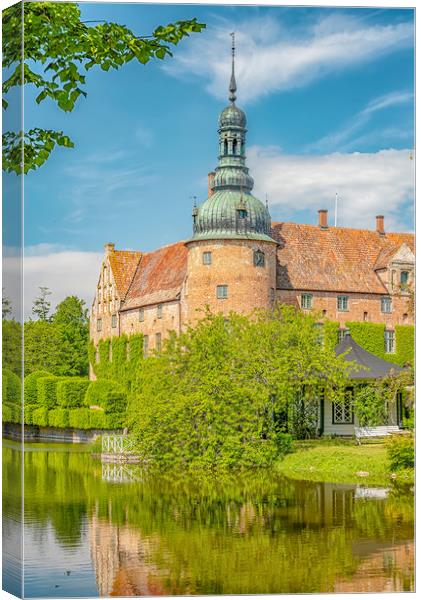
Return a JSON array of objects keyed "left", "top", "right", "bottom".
[{"left": 2, "top": 441, "right": 415, "bottom": 597}]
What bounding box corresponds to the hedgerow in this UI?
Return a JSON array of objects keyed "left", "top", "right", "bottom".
[
  {"left": 24, "top": 370, "right": 51, "bottom": 405},
  {"left": 37, "top": 376, "right": 64, "bottom": 408},
  {"left": 2, "top": 404, "right": 13, "bottom": 423},
  {"left": 24, "top": 404, "right": 38, "bottom": 425},
  {"left": 48, "top": 408, "right": 70, "bottom": 428},
  {"left": 3, "top": 368, "right": 21, "bottom": 405},
  {"left": 84, "top": 379, "right": 127, "bottom": 413},
  {"left": 68, "top": 408, "right": 91, "bottom": 429},
  {"left": 56, "top": 378, "right": 90, "bottom": 408},
  {"left": 32, "top": 407, "right": 49, "bottom": 427}
]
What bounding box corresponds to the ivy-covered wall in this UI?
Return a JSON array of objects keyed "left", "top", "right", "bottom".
[
  {"left": 89, "top": 333, "right": 144, "bottom": 390},
  {"left": 325, "top": 321, "right": 414, "bottom": 367}
]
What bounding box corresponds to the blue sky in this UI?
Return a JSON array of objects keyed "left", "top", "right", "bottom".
[{"left": 2, "top": 2, "right": 415, "bottom": 313}]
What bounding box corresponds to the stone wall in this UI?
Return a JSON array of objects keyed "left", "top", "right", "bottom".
[{"left": 119, "top": 300, "right": 181, "bottom": 352}]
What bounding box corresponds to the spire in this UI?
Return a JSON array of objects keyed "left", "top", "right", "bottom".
[{"left": 229, "top": 32, "right": 237, "bottom": 104}]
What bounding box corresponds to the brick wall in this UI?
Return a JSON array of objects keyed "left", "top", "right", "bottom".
[
  {"left": 119, "top": 300, "right": 181, "bottom": 351},
  {"left": 277, "top": 289, "right": 413, "bottom": 328},
  {"left": 183, "top": 239, "right": 278, "bottom": 324}
]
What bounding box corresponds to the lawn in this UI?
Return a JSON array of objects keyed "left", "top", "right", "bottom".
[{"left": 277, "top": 439, "right": 414, "bottom": 486}]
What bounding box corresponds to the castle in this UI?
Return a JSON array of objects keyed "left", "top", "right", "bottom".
[{"left": 89, "top": 41, "right": 414, "bottom": 358}]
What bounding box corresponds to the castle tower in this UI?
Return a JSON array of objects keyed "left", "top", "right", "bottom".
[{"left": 184, "top": 34, "right": 278, "bottom": 323}]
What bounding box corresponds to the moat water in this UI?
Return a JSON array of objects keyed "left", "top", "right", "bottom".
[{"left": 3, "top": 440, "right": 414, "bottom": 597}]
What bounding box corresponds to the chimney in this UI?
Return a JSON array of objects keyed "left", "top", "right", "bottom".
[
  {"left": 208, "top": 171, "right": 215, "bottom": 197},
  {"left": 104, "top": 242, "right": 115, "bottom": 255},
  {"left": 376, "top": 215, "right": 385, "bottom": 235},
  {"left": 318, "top": 209, "right": 328, "bottom": 229}
]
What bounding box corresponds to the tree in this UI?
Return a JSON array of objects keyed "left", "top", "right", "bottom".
[
  {"left": 32, "top": 286, "right": 52, "bottom": 321},
  {"left": 2, "top": 289, "right": 12, "bottom": 319},
  {"left": 24, "top": 319, "right": 63, "bottom": 374},
  {"left": 128, "top": 306, "right": 352, "bottom": 470},
  {"left": 2, "top": 319, "right": 22, "bottom": 376},
  {"left": 2, "top": 2, "right": 205, "bottom": 174},
  {"left": 52, "top": 295, "right": 89, "bottom": 376}
]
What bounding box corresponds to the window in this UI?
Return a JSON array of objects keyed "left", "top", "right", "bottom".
[
  {"left": 381, "top": 296, "right": 392, "bottom": 313},
  {"left": 139, "top": 308, "right": 144, "bottom": 322},
  {"left": 384, "top": 330, "right": 395, "bottom": 354},
  {"left": 203, "top": 251, "right": 212, "bottom": 265},
  {"left": 270, "top": 288, "right": 275, "bottom": 302},
  {"left": 253, "top": 249, "right": 265, "bottom": 267},
  {"left": 400, "top": 271, "right": 409, "bottom": 286},
  {"left": 363, "top": 311, "right": 368, "bottom": 321},
  {"left": 157, "top": 304, "right": 163, "bottom": 319},
  {"left": 338, "top": 328, "right": 350, "bottom": 343},
  {"left": 337, "top": 296, "right": 349, "bottom": 312},
  {"left": 301, "top": 293, "right": 313, "bottom": 310},
  {"left": 233, "top": 138, "right": 238, "bottom": 155},
  {"left": 155, "top": 333, "right": 162, "bottom": 352},
  {"left": 403, "top": 313, "right": 408, "bottom": 324},
  {"left": 111, "top": 314, "right": 117, "bottom": 328},
  {"left": 143, "top": 335, "right": 149, "bottom": 357},
  {"left": 217, "top": 285, "right": 228, "bottom": 299},
  {"left": 237, "top": 209, "right": 247, "bottom": 219},
  {"left": 332, "top": 388, "right": 354, "bottom": 424},
  {"left": 97, "top": 318, "right": 102, "bottom": 332}
]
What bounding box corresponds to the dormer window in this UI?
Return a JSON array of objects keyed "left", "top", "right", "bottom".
[{"left": 238, "top": 209, "right": 247, "bottom": 219}]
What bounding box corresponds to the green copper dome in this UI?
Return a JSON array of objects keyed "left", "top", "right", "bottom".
[{"left": 190, "top": 36, "right": 275, "bottom": 244}]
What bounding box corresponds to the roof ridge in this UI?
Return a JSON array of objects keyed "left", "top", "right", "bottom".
[{"left": 271, "top": 221, "right": 414, "bottom": 236}]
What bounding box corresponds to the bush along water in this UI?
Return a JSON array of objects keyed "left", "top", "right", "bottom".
[
  {"left": 386, "top": 434, "right": 414, "bottom": 471},
  {"left": 2, "top": 370, "right": 127, "bottom": 431}
]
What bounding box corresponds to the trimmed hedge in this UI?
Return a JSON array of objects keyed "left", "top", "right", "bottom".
[
  {"left": 2, "top": 404, "right": 12, "bottom": 423},
  {"left": 57, "top": 378, "right": 90, "bottom": 408},
  {"left": 24, "top": 404, "right": 38, "bottom": 425},
  {"left": 84, "top": 379, "right": 127, "bottom": 414},
  {"left": 24, "top": 370, "right": 51, "bottom": 405},
  {"left": 3, "top": 368, "right": 21, "bottom": 406},
  {"left": 68, "top": 408, "right": 91, "bottom": 430},
  {"left": 48, "top": 408, "right": 70, "bottom": 428},
  {"left": 32, "top": 407, "right": 49, "bottom": 427},
  {"left": 89, "top": 409, "right": 107, "bottom": 430},
  {"left": 37, "top": 376, "right": 64, "bottom": 409}
]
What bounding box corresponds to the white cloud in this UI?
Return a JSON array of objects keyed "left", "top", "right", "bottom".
[
  {"left": 249, "top": 146, "right": 414, "bottom": 231},
  {"left": 165, "top": 15, "right": 413, "bottom": 103},
  {"left": 3, "top": 247, "right": 103, "bottom": 320},
  {"left": 309, "top": 90, "right": 413, "bottom": 152}
]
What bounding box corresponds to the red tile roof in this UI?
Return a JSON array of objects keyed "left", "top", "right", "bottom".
[
  {"left": 272, "top": 222, "right": 414, "bottom": 294},
  {"left": 108, "top": 250, "right": 142, "bottom": 298},
  {"left": 122, "top": 241, "right": 188, "bottom": 310}
]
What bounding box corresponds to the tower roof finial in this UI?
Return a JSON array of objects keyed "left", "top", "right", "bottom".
[{"left": 229, "top": 32, "right": 237, "bottom": 104}]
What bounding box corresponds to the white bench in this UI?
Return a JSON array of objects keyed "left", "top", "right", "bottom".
[{"left": 355, "top": 425, "right": 400, "bottom": 444}]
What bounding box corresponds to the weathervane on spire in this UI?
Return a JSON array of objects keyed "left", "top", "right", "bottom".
[{"left": 229, "top": 31, "right": 237, "bottom": 104}]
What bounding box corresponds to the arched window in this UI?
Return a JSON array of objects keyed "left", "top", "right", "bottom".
[
  {"left": 224, "top": 139, "right": 228, "bottom": 155},
  {"left": 233, "top": 138, "right": 238, "bottom": 155}
]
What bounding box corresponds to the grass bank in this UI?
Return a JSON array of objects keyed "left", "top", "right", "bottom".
[{"left": 277, "top": 439, "right": 414, "bottom": 487}]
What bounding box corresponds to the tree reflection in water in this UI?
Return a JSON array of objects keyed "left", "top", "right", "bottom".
[{"left": 2, "top": 442, "right": 414, "bottom": 597}]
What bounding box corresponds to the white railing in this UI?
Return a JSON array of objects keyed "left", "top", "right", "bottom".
[{"left": 101, "top": 434, "right": 136, "bottom": 455}]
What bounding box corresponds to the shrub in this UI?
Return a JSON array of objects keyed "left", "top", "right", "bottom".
[
  {"left": 48, "top": 408, "right": 70, "bottom": 428},
  {"left": 84, "top": 379, "right": 127, "bottom": 414},
  {"left": 104, "top": 412, "right": 125, "bottom": 429},
  {"left": 2, "top": 368, "right": 21, "bottom": 405},
  {"left": 89, "top": 409, "right": 107, "bottom": 430},
  {"left": 56, "top": 378, "right": 90, "bottom": 408},
  {"left": 24, "top": 370, "right": 51, "bottom": 405},
  {"left": 68, "top": 408, "right": 91, "bottom": 430},
  {"left": 24, "top": 404, "right": 38, "bottom": 425},
  {"left": 275, "top": 432, "right": 293, "bottom": 456},
  {"left": 32, "top": 407, "right": 49, "bottom": 427},
  {"left": 37, "top": 376, "right": 63, "bottom": 409},
  {"left": 387, "top": 434, "right": 414, "bottom": 470},
  {"left": 2, "top": 404, "right": 13, "bottom": 423}
]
